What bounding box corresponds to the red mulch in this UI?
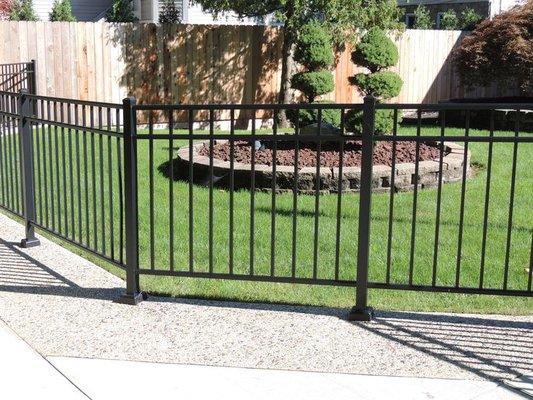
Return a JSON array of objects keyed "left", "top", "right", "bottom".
[{"left": 198, "top": 140, "right": 446, "bottom": 168}]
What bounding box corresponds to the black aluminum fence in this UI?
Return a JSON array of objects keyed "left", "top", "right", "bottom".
[
  {"left": 0, "top": 62, "right": 531, "bottom": 319},
  {"left": 0, "top": 61, "right": 36, "bottom": 94},
  {"left": 0, "top": 88, "right": 126, "bottom": 268}
]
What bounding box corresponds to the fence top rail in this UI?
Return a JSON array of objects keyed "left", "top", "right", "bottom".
[
  {"left": 0, "top": 90, "right": 21, "bottom": 97},
  {"left": 134, "top": 103, "right": 367, "bottom": 111},
  {"left": 25, "top": 93, "right": 123, "bottom": 109},
  {"left": 135, "top": 102, "right": 533, "bottom": 112},
  {"left": 0, "top": 62, "right": 33, "bottom": 67},
  {"left": 377, "top": 102, "right": 533, "bottom": 111}
]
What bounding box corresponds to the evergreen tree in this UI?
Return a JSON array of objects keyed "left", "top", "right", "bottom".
[
  {"left": 9, "top": 0, "right": 38, "bottom": 21},
  {"left": 49, "top": 0, "right": 76, "bottom": 22},
  {"left": 159, "top": 0, "right": 181, "bottom": 23}
]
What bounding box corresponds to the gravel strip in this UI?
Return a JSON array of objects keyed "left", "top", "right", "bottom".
[{"left": 0, "top": 213, "right": 531, "bottom": 383}]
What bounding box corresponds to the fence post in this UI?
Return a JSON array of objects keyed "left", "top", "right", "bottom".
[
  {"left": 28, "top": 60, "right": 37, "bottom": 95},
  {"left": 348, "top": 95, "right": 376, "bottom": 321},
  {"left": 19, "top": 89, "right": 40, "bottom": 248},
  {"left": 116, "top": 97, "right": 145, "bottom": 305}
]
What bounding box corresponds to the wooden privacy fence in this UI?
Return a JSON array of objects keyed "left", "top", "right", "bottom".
[{"left": 0, "top": 22, "right": 516, "bottom": 121}]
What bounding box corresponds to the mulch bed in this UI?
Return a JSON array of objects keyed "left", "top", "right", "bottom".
[{"left": 198, "top": 140, "right": 446, "bottom": 168}]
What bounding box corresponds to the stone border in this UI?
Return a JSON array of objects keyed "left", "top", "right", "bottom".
[{"left": 176, "top": 140, "right": 470, "bottom": 193}]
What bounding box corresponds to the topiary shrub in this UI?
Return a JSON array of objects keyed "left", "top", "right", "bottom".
[
  {"left": 294, "top": 22, "right": 335, "bottom": 70},
  {"left": 49, "top": 0, "right": 76, "bottom": 21},
  {"left": 345, "top": 109, "right": 394, "bottom": 135},
  {"left": 349, "top": 71, "right": 403, "bottom": 99},
  {"left": 287, "top": 100, "right": 342, "bottom": 128},
  {"left": 347, "top": 28, "right": 403, "bottom": 134},
  {"left": 289, "top": 20, "right": 337, "bottom": 128},
  {"left": 453, "top": 0, "right": 532, "bottom": 94},
  {"left": 291, "top": 71, "right": 334, "bottom": 103},
  {"left": 351, "top": 27, "right": 398, "bottom": 72}
]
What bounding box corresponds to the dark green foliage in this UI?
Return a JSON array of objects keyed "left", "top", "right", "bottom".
[
  {"left": 345, "top": 108, "right": 398, "bottom": 135},
  {"left": 106, "top": 0, "right": 138, "bottom": 22},
  {"left": 287, "top": 100, "right": 342, "bottom": 127},
  {"left": 290, "top": 20, "right": 337, "bottom": 127},
  {"left": 351, "top": 27, "right": 398, "bottom": 72},
  {"left": 413, "top": 5, "right": 432, "bottom": 29},
  {"left": 349, "top": 71, "right": 402, "bottom": 98},
  {"left": 294, "top": 20, "right": 334, "bottom": 70},
  {"left": 9, "top": 0, "right": 38, "bottom": 21},
  {"left": 49, "top": 0, "right": 76, "bottom": 22},
  {"left": 159, "top": 0, "right": 181, "bottom": 23},
  {"left": 453, "top": 0, "right": 533, "bottom": 93},
  {"left": 348, "top": 27, "right": 403, "bottom": 134},
  {"left": 291, "top": 71, "right": 334, "bottom": 103},
  {"left": 460, "top": 8, "right": 483, "bottom": 30},
  {"left": 439, "top": 10, "right": 458, "bottom": 30}
]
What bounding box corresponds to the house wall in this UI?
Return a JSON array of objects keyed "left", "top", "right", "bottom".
[
  {"left": 399, "top": 0, "right": 523, "bottom": 25},
  {"left": 34, "top": 0, "right": 113, "bottom": 21},
  {"left": 489, "top": 0, "right": 523, "bottom": 17}
]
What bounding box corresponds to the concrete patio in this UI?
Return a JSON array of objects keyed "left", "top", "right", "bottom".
[{"left": 0, "top": 212, "right": 531, "bottom": 399}]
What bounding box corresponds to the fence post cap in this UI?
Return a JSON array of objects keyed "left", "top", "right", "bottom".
[{"left": 122, "top": 97, "right": 137, "bottom": 106}]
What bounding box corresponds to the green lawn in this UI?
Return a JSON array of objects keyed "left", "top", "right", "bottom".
[{"left": 5, "top": 123, "right": 532, "bottom": 315}]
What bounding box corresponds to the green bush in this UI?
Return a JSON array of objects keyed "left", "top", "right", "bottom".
[
  {"left": 345, "top": 108, "right": 399, "bottom": 135},
  {"left": 106, "top": 0, "right": 137, "bottom": 22},
  {"left": 9, "top": 0, "right": 38, "bottom": 21},
  {"left": 413, "top": 5, "right": 432, "bottom": 29},
  {"left": 291, "top": 71, "right": 334, "bottom": 103},
  {"left": 351, "top": 27, "right": 398, "bottom": 72},
  {"left": 294, "top": 20, "right": 334, "bottom": 71},
  {"left": 349, "top": 71, "right": 403, "bottom": 99},
  {"left": 287, "top": 101, "right": 342, "bottom": 127},
  {"left": 347, "top": 27, "right": 403, "bottom": 134},
  {"left": 159, "top": 0, "right": 181, "bottom": 23},
  {"left": 460, "top": 8, "right": 483, "bottom": 30},
  {"left": 49, "top": 0, "right": 76, "bottom": 21},
  {"left": 439, "top": 10, "right": 459, "bottom": 30}
]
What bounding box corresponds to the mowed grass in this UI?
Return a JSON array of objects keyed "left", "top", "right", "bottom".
[{"left": 5, "top": 123, "right": 531, "bottom": 314}]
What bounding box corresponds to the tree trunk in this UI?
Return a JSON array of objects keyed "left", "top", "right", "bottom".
[{"left": 277, "top": 12, "right": 297, "bottom": 127}]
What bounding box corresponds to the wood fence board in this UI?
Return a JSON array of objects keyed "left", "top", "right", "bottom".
[{"left": 0, "top": 22, "right": 519, "bottom": 108}]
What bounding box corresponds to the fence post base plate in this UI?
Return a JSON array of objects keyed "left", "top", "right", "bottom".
[
  {"left": 115, "top": 292, "right": 147, "bottom": 305},
  {"left": 20, "top": 238, "right": 40, "bottom": 248},
  {"left": 347, "top": 306, "right": 374, "bottom": 322}
]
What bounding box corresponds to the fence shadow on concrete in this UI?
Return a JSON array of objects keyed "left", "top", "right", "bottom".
[
  {"left": 0, "top": 238, "right": 122, "bottom": 299},
  {"left": 0, "top": 235, "right": 531, "bottom": 398},
  {"left": 355, "top": 311, "right": 533, "bottom": 397}
]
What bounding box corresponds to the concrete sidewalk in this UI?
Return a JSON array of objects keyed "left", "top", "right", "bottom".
[
  {"left": 0, "top": 212, "right": 532, "bottom": 399},
  {"left": 0, "top": 320, "right": 524, "bottom": 400},
  {"left": 0, "top": 321, "right": 88, "bottom": 399}
]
